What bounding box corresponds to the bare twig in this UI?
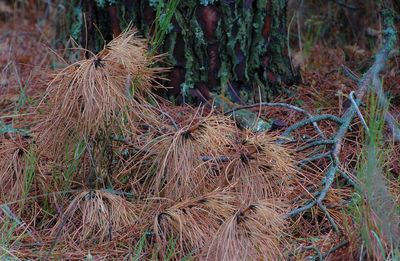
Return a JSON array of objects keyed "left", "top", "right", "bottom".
[
  {"left": 304, "top": 240, "right": 349, "bottom": 260},
  {"left": 337, "top": 169, "right": 360, "bottom": 189},
  {"left": 323, "top": 240, "right": 349, "bottom": 258},
  {"left": 303, "top": 245, "right": 323, "bottom": 260},
  {"left": 150, "top": 105, "right": 180, "bottom": 131},
  {"left": 200, "top": 155, "right": 230, "bottom": 162},
  {"left": 349, "top": 91, "right": 370, "bottom": 134},
  {"left": 341, "top": 64, "right": 361, "bottom": 83},
  {"left": 0, "top": 206, "right": 36, "bottom": 239}
]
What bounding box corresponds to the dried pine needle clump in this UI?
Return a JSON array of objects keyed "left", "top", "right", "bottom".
[
  {"left": 0, "top": 136, "right": 35, "bottom": 203},
  {"left": 51, "top": 190, "right": 140, "bottom": 244},
  {"left": 154, "top": 190, "right": 236, "bottom": 258},
  {"left": 223, "top": 131, "right": 296, "bottom": 202},
  {"left": 205, "top": 200, "right": 288, "bottom": 261},
  {"left": 37, "top": 30, "right": 164, "bottom": 149},
  {"left": 125, "top": 112, "right": 236, "bottom": 199}
]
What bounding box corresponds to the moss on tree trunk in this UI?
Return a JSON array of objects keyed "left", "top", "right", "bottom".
[{"left": 64, "top": 0, "right": 298, "bottom": 103}]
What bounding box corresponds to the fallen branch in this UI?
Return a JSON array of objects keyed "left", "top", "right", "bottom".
[
  {"left": 299, "top": 152, "right": 332, "bottom": 166},
  {"left": 349, "top": 91, "right": 369, "bottom": 134},
  {"left": 286, "top": 9, "right": 397, "bottom": 231},
  {"left": 337, "top": 169, "right": 360, "bottom": 189}
]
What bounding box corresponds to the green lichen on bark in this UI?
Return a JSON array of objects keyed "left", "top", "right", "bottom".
[{"left": 63, "top": 0, "right": 297, "bottom": 103}]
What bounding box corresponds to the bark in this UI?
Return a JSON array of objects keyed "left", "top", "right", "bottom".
[{"left": 65, "top": 0, "right": 299, "bottom": 103}]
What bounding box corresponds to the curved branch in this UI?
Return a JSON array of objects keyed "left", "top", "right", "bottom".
[
  {"left": 299, "top": 152, "right": 332, "bottom": 166},
  {"left": 281, "top": 114, "right": 343, "bottom": 141},
  {"left": 225, "top": 102, "right": 326, "bottom": 138},
  {"left": 296, "top": 139, "right": 335, "bottom": 152}
]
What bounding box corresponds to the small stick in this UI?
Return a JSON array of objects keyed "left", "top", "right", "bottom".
[
  {"left": 349, "top": 91, "right": 370, "bottom": 134},
  {"left": 323, "top": 240, "right": 349, "bottom": 258}
]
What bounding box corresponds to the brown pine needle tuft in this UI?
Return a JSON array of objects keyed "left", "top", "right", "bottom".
[
  {"left": 205, "top": 199, "right": 288, "bottom": 261},
  {"left": 223, "top": 131, "right": 296, "bottom": 202},
  {"left": 51, "top": 190, "right": 140, "bottom": 244},
  {"left": 124, "top": 112, "right": 237, "bottom": 199},
  {"left": 154, "top": 190, "right": 236, "bottom": 258},
  {"left": 0, "top": 136, "right": 32, "bottom": 203},
  {"left": 36, "top": 29, "right": 164, "bottom": 153}
]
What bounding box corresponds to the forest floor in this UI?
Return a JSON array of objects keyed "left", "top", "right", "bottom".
[{"left": 1, "top": 3, "right": 400, "bottom": 261}]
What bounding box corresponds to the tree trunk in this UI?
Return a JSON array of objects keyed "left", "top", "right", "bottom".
[{"left": 65, "top": 0, "right": 298, "bottom": 104}]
